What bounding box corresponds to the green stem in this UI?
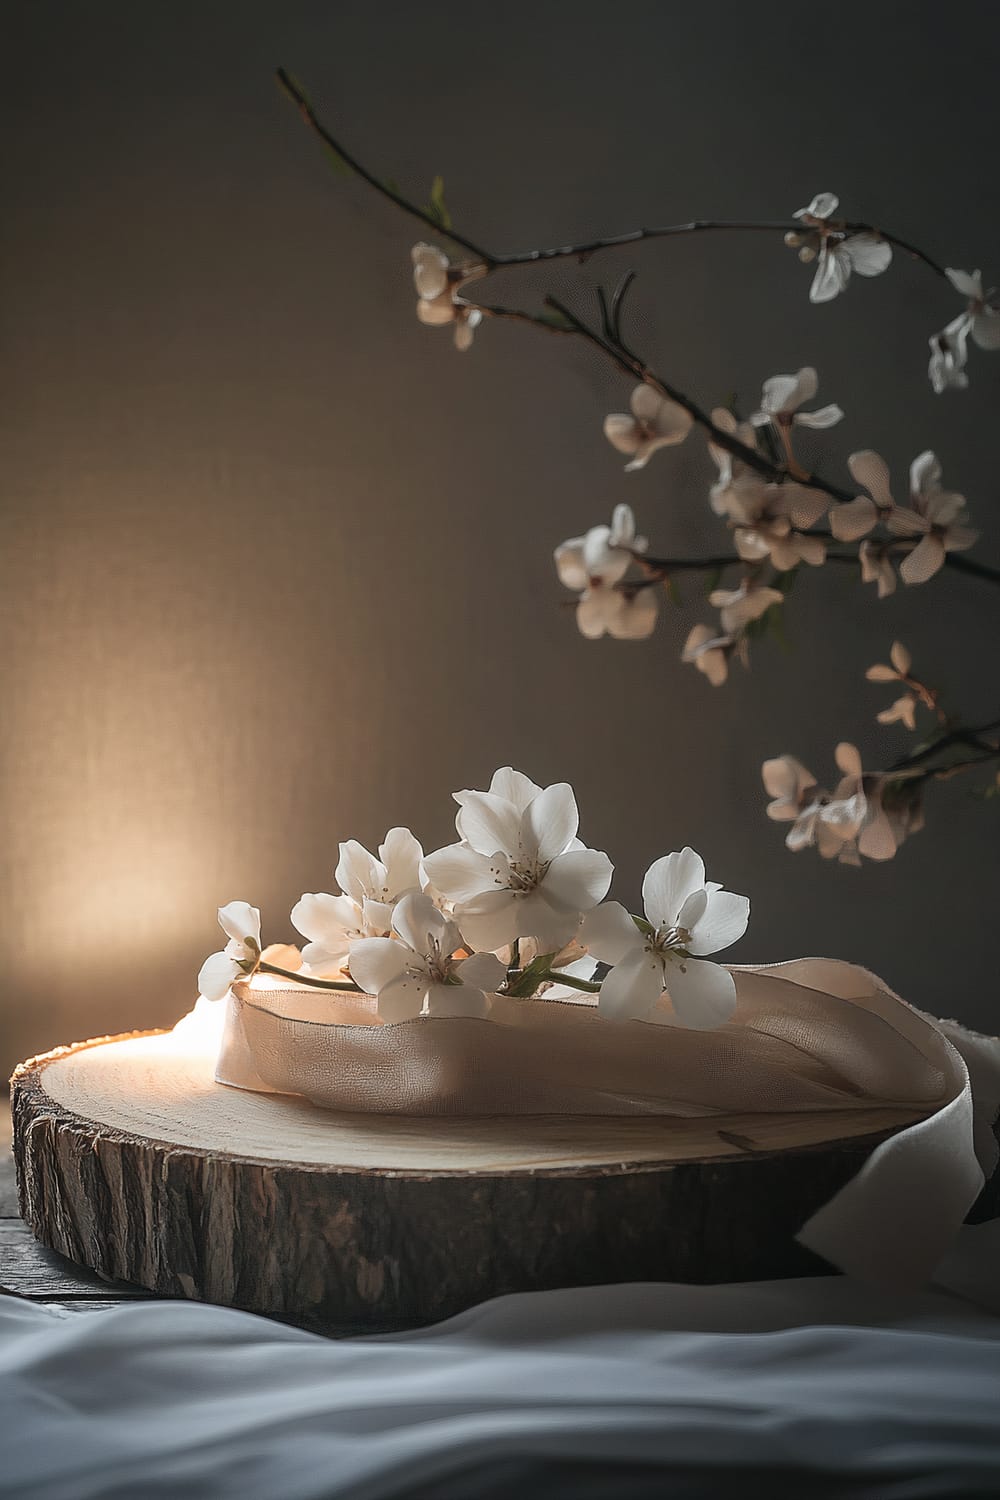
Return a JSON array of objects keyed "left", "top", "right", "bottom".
[
  {"left": 258, "top": 959, "right": 363, "bottom": 993},
  {"left": 540, "top": 968, "right": 601, "bottom": 994}
]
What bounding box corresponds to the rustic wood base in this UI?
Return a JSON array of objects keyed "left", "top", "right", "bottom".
[{"left": 10, "top": 1030, "right": 923, "bottom": 1329}]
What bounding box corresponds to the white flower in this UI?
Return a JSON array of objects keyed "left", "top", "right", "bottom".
[
  {"left": 761, "top": 757, "right": 843, "bottom": 857},
  {"left": 554, "top": 504, "right": 658, "bottom": 640},
  {"left": 829, "top": 450, "right": 895, "bottom": 542},
  {"left": 859, "top": 539, "right": 897, "bottom": 598},
  {"left": 708, "top": 578, "right": 784, "bottom": 634},
  {"left": 928, "top": 315, "right": 971, "bottom": 394},
  {"left": 348, "top": 892, "right": 504, "bottom": 1022},
  {"left": 945, "top": 269, "right": 1000, "bottom": 350},
  {"left": 682, "top": 624, "right": 734, "bottom": 686},
  {"left": 927, "top": 271, "right": 1000, "bottom": 394},
  {"left": 729, "top": 482, "right": 828, "bottom": 570},
  {"left": 749, "top": 367, "right": 844, "bottom": 432},
  {"left": 887, "top": 452, "right": 978, "bottom": 584},
  {"left": 411, "top": 243, "right": 485, "bottom": 351},
  {"left": 604, "top": 384, "right": 693, "bottom": 470},
  {"left": 586, "top": 849, "right": 749, "bottom": 1029},
  {"left": 291, "top": 828, "right": 424, "bottom": 975},
  {"left": 788, "top": 194, "right": 892, "bottom": 303},
  {"left": 197, "top": 901, "right": 262, "bottom": 1001},
  {"left": 421, "top": 770, "right": 614, "bottom": 953}
]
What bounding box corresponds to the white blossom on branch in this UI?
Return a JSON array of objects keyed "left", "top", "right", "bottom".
[
  {"left": 604, "top": 383, "right": 693, "bottom": 470},
  {"left": 887, "top": 452, "right": 978, "bottom": 584},
  {"left": 749, "top": 366, "right": 844, "bottom": 432},
  {"left": 554, "top": 503, "right": 659, "bottom": 639},
  {"left": 786, "top": 193, "right": 893, "bottom": 304},
  {"left": 411, "top": 242, "right": 486, "bottom": 351}
]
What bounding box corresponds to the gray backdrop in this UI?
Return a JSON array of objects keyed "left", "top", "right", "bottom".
[{"left": 3, "top": 0, "right": 999, "bottom": 1076}]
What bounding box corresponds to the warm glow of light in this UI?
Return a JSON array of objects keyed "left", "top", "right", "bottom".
[{"left": 169, "top": 994, "right": 227, "bottom": 1051}]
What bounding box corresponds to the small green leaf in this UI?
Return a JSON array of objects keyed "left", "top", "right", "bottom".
[
  {"left": 774, "top": 568, "right": 798, "bottom": 595},
  {"left": 321, "top": 141, "right": 352, "bottom": 177},
  {"left": 664, "top": 576, "right": 682, "bottom": 608},
  {"left": 424, "top": 174, "right": 452, "bottom": 230},
  {"left": 535, "top": 307, "right": 576, "bottom": 330}
]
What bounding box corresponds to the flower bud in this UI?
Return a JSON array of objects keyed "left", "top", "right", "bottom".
[
  {"left": 784, "top": 230, "right": 802, "bottom": 248},
  {"left": 798, "top": 245, "right": 817, "bottom": 263}
]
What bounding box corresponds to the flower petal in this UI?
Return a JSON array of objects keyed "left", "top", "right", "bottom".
[
  {"left": 793, "top": 403, "right": 844, "bottom": 430},
  {"left": 455, "top": 952, "right": 506, "bottom": 992},
  {"left": 453, "top": 890, "right": 521, "bottom": 953},
  {"left": 609, "top": 590, "right": 659, "bottom": 639},
  {"left": 844, "top": 234, "right": 892, "bottom": 277},
  {"left": 420, "top": 844, "right": 500, "bottom": 902},
  {"left": 411, "top": 242, "right": 449, "bottom": 299},
  {"left": 971, "top": 308, "right": 1000, "bottom": 351},
  {"left": 218, "top": 901, "right": 261, "bottom": 950},
  {"left": 830, "top": 497, "right": 878, "bottom": 542},
  {"left": 554, "top": 539, "right": 588, "bottom": 591},
  {"left": 810, "top": 248, "right": 850, "bottom": 303},
  {"left": 198, "top": 950, "right": 240, "bottom": 1002},
  {"left": 485, "top": 768, "right": 542, "bottom": 811},
  {"left": 376, "top": 971, "right": 430, "bottom": 1022},
  {"left": 603, "top": 414, "right": 639, "bottom": 456},
  {"left": 598, "top": 946, "right": 664, "bottom": 1022},
  {"left": 664, "top": 957, "right": 737, "bottom": 1029},
  {"left": 525, "top": 782, "right": 579, "bottom": 862},
  {"left": 687, "top": 889, "right": 750, "bottom": 956},
  {"left": 848, "top": 450, "right": 893, "bottom": 509},
  {"left": 336, "top": 841, "right": 382, "bottom": 905},
  {"left": 543, "top": 847, "right": 614, "bottom": 910},
  {"left": 379, "top": 828, "right": 424, "bottom": 894},
  {"left": 900, "top": 533, "right": 946, "bottom": 585},
  {"left": 347, "top": 937, "right": 410, "bottom": 996},
  {"left": 579, "top": 900, "right": 642, "bottom": 965},
  {"left": 454, "top": 791, "right": 522, "bottom": 856},
  {"left": 642, "top": 848, "right": 706, "bottom": 930},
  {"left": 890, "top": 641, "right": 911, "bottom": 676},
  {"left": 392, "top": 892, "right": 459, "bottom": 960}
]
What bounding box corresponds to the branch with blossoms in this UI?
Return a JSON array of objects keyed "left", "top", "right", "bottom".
[
  {"left": 762, "top": 643, "right": 1000, "bottom": 865},
  {"left": 198, "top": 768, "right": 750, "bottom": 1029},
  {"left": 276, "top": 69, "right": 1000, "bottom": 863}
]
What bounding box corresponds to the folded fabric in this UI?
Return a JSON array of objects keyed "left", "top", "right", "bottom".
[
  {"left": 216, "top": 960, "right": 1000, "bottom": 1296},
  {"left": 2, "top": 1280, "right": 999, "bottom": 1500}
]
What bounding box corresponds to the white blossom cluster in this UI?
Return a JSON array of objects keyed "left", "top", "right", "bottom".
[{"left": 198, "top": 768, "right": 750, "bottom": 1031}]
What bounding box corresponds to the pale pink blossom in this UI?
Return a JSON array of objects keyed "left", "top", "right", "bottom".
[
  {"left": 887, "top": 453, "right": 978, "bottom": 584},
  {"left": 682, "top": 624, "right": 733, "bottom": 686},
  {"left": 829, "top": 450, "right": 895, "bottom": 542},
  {"left": 604, "top": 384, "right": 693, "bottom": 470},
  {"left": 708, "top": 579, "right": 784, "bottom": 634}
]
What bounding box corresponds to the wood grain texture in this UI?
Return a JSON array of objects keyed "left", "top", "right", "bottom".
[{"left": 10, "top": 1034, "right": 926, "bottom": 1329}]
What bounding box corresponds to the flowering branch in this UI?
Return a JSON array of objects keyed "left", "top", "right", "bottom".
[{"left": 274, "top": 70, "right": 947, "bottom": 282}]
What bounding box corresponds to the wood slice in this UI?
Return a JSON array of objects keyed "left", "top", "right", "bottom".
[{"left": 10, "top": 1030, "right": 924, "bottom": 1329}]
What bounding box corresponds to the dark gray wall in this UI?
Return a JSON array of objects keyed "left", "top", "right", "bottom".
[{"left": 3, "top": 0, "right": 999, "bottom": 1074}]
